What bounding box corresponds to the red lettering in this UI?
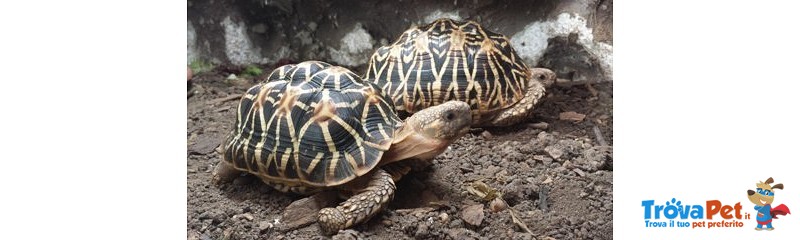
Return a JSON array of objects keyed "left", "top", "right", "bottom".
[{"left": 706, "top": 200, "right": 721, "bottom": 219}]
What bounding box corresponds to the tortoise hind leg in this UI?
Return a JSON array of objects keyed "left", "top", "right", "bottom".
[
  {"left": 318, "top": 168, "right": 396, "bottom": 235},
  {"left": 488, "top": 68, "right": 555, "bottom": 127},
  {"left": 211, "top": 160, "right": 241, "bottom": 185}
]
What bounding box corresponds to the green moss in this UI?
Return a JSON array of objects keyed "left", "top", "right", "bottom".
[
  {"left": 242, "top": 65, "right": 263, "bottom": 77},
  {"left": 189, "top": 60, "right": 214, "bottom": 75}
]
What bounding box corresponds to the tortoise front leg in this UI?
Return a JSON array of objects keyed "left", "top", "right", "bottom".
[
  {"left": 317, "top": 168, "right": 395, "bottom": 234},
  {"left": 488, "top": 68, "right": 555, "bottom": 127}
]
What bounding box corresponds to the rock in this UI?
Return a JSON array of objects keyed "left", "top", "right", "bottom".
[
  {"left": 489, "top": 198, "right": 508, "bottom": 213},
  {"left": 482, "top": 165, "right": 501, "bottom": 176},
  {"left": 563, "top": 160, "right": 572, "bottom": 169},
  {"left": 279, "top": 192, "right": 337, "bottom": 231},
  {"left": 439, "top": 212, "right": 450, "bottom": 223},
  {"left": 222, "top": 16, "right": 263, "bottom": 65},
  {"left": 510, "top": 12, "right": 613, "bottom": 83},
  {"left": 481, "top": 130, "right": 493, "bottom": 139},
  {"left": 423, "top": 10, "right": 462, "bottom": 24},
  {"left": 533, "top": 154, "right": 554, "bottom": 165},
  {"left": 227, "top": 74, "right": 238, "bottom": 80},
  {"left": 528, "top": 122, "right": 549, "bottom": 130},
  {"left": 328, "top": 23, "right": 374, "bottom": 67},
  {"left": 189, "top": 135, "right": 220, "bottom": 155},
  {"left": 307, "top": 22, "right": 317, "bottom": 31},
  {"left": 539, "top": 187, "right": 549, "bottom": 211},
  {"left": 222, "top": 228, "right": 234, "bottom": 240},
  {"left": 414, "top": 223, "right": 430, "bottom": 238},
  {"left": 559, "top": 111, "right": 586, "bottom": 122},
  {"left": 542, "top": 177, "right": 553, "bottom": 184},
  {"left": 446, "top": 228, "right": 478, "bottom": 240},
  {"left": 332, "top": 229, "right": 361, "bottom": 240},
  {"left": 516, "top": 232, "right": 536, "bottom": 240},
  {"left": 449, "top": 219, "right": 463, "bottom": 228},
  {"left": 187, "top": 20, "right": 198, "bottom": 64},
  {"left": 187, "top": 1, "right": 611, "bottom": 85},
  {"left": 239, "top": 213, "right": 254, "bottom": 221},
  {"left": 199, "top": 209, "right": 226, "bottom": 224},
  {"left": 573, "top": 168, "right": 586, "bottom": 177},
  {"left": 461, "top": 204, "right": 485, "bottom": 227},
  {"left": 535, "top": 131, "right": 556, "bottom": 147},
  {"left": 544, "top": 146, "right": 564, "bottom": 160},
  {"left": 187, "top": 66, "right": 193, "bottom": 81},
  {"left": 188, "top": 231, "right": 200, "bottom": 240},
  {"left": 258, "top": 221, "right": 273, "bottom": 232}
]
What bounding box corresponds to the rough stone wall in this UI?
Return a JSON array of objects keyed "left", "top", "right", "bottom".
[{"left": 187, "top": 0, "right": 613, "bottom": 83}]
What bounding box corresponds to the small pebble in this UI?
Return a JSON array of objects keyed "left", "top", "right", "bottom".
[
  {"left": 481, "top": 131, "right": 493, "bottom": 138},
  {"left": 258, "top": 221, "right": 273, "bottom": 231},
  {"left": 544, "top": 146, "right": 564, "bottom": 160},
  {"left": 573, "top": 168, "right": 586, "bottom": 177},
  {"left": 439, "top": 212, "right": 449, "bottom": 223},
  {"left": 542, "top": 177, "right": 553, "bottom": 184},
  {"left": 461, "top": 204, "right": 485, "bottom": 226},
  {"left": 489, "top": 198, "right": 508, "bottom": 213},
  {"left": 528, "top": 122, "right": 549, "bottom": 129}
]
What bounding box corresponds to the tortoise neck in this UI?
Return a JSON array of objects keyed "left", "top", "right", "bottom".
[{"left": 379, "top": 122, "right": 448, "bottom": 166}]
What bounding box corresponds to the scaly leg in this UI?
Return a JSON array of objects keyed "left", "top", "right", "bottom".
[
  {"left": 487, "top": 68, "right": 555, "bottom": 127},
  {"left": 317, "top": 168, "right": 395, "bottom": 234}
]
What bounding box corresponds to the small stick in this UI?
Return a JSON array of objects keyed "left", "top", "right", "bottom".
[
  {"left": 593, "top": 125, "right": 608, "bottom": 146},
  {"left": 585, "top": 83, "right": 599, "bottom": 98},
  {"left": 208, "top": 94, "right": 241, "bottom": 105}
]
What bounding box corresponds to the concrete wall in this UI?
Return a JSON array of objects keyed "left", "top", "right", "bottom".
[{"left": 187, "top": 0, "right": 613, "bottom": 83}]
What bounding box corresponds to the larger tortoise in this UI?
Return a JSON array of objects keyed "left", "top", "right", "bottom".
[
  {"left": 212, "top": 61, "right": 472, "bottom": 234},
  {"left": 365, "top": 18, "right": 557, "bottom": 127}
]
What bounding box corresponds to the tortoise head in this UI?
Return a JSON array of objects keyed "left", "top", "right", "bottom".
[
  {"left": 381, "top": 101, "right": 471, "bottom": 164},
  {"left": 406, "top": 100, "right": 472, "bottom": 140},
  {"left": 529, "top": 68, "right": 557, "bottom": 88}
]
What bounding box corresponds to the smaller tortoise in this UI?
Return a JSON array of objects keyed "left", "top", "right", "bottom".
[
  {"left": 213, "top": 61, "right": 471, "bottom": 234},
  {"left": 365, "top": 18, "right": 557, "bottom": 127}
]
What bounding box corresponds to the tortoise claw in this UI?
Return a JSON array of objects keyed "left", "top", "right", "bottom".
[{"left": 317, "top": 169, "right": 396, "bottom": 235}]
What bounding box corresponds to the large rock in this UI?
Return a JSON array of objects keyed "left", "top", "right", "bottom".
[{"left": 187, "top": 0, "right": 613, "bottom": 82}]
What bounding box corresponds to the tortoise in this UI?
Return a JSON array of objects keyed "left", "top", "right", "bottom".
[
  {"left": 212, "top": 61, "right": 472, "bottom": 234},
  {"left": 364, "top": 18, "right": 557, "bottom": 127}
]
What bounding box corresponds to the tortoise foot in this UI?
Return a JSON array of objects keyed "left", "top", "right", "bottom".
[
  {"left": 211, "top": 161, "right": 240, "bottom": 185},
  {"left": 318, "top": 169, "right": 395, "bottom": 234}
]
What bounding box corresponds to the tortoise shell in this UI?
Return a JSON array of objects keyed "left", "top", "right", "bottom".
[
  {"left": 222, "top": 61, "right": 400, "bottom": 187},
  {"left": 365, "top": 18, "right": 533, "bottom": 123}
]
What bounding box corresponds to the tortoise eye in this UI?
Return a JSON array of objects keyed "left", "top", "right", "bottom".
[
  {"left": 445, "top": 112, "right": 455, "bottom": 121},
  {"left": 537, "top": 74, "right": 546, "bottom": 81}
]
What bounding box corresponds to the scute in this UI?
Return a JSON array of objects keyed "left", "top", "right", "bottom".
[
  {"left": 365, "top": 18, "right": 531, "bottom": 123},
  {"left": 222, "top": 61, "right": 400, "bottom": 187}
]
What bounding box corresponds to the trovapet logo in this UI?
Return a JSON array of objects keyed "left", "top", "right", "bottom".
[
  {"left": 745, "top": 177, "right": 791, "bottom": 231},
  {"left": 641, "top": 198, "right": 745, "bottom": 229},
  {"left": 640, "top": 177, "right": 792, "bottom": 231}
]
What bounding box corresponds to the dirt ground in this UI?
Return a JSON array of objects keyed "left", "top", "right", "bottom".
[{"left": 187, "top": 66, "right": 613, "bottom": 239}]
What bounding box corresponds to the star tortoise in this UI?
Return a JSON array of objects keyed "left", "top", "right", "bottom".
[
  {"left": 212, "top": 61, "right": 472, "bottom": 234},
  {"left": 365, "top": 18, "right": 557, "bottom": 127}
]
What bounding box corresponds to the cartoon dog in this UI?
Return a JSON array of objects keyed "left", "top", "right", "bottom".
[{"left": 747, "top": 177, "right": 791, "bottom": 231}]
